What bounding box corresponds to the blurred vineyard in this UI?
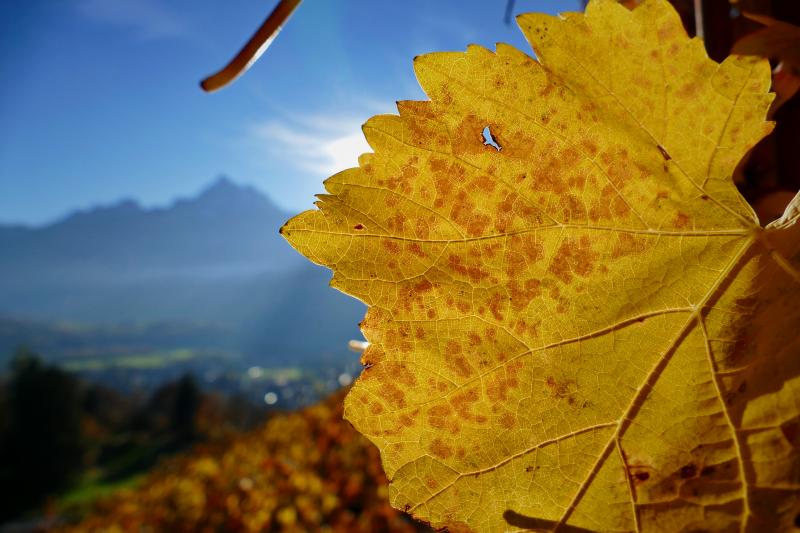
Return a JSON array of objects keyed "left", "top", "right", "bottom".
[{"left": 59, "top": 389, "right": 430, "bottom": 532}]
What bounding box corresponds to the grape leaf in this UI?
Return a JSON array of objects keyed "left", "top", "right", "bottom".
[{"left": 281, "top": 0, "right": 800, "bottom": 531}]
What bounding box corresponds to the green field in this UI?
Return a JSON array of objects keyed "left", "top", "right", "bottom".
[{"left": 61, "top": 348, "right": 219, "bottom": 371}]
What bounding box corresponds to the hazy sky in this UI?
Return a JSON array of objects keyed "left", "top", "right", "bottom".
[{"left": 1, "top": 0, "right": 579, "bottom": 225}]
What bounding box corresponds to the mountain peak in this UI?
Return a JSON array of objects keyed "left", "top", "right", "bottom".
[
  {"left": 195, "top": 176, "right": 266, "bottom": 205},
  {"left": 113, "top": 198, "right": 143, "bottom": 212},
  {"left": 203, "top": 175, "right": 237, "bottom": 194}
]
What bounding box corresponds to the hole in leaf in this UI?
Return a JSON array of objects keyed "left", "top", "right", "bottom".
[
  {"left": 354, "top": 223, "right": 365, "bottom": 230},
  {"left": 482, "top": 126, "right": 501, "bottom": 151}
]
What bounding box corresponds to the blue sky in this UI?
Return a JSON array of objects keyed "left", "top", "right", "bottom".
[{"left": 0, "top": 0, "right": 579, "bottom": 225}]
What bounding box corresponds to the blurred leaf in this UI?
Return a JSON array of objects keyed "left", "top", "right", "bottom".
[
  {"left": 734, "top": 13, "right": 800, "bottom": 73},
  {"left": 733, "top": 13, "right": 800, "bottom": 115}
]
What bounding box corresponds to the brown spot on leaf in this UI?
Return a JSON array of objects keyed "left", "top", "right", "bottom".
[
  {"left": 677, "top": 81, "right": 700, "bottom": 100},
  {"left": 382, "top": 382, "right": 406, "bottom": 408},
  {"left": 567, "top": 170, "right": 588, "bottom": 190},
  {"left": 414, "top": 279, "right": 433, "bottom": 293},
  {"left": 612, "top": 195, "right": 631, "bottom": 217},
  {"left": 561, "top": 147, "right": 580, "bottom": 167},
  {"left": 545, "top": 376, "right": 574, "bottom": 398},
  {"left": 450, "top": 388, "right": 482, "bottom": 423},
  {"left": 500, "top": 412, "right": 516, "bottom": 429},
  {"left": 393, "top": 364, "right": 417, "bottom": 387},
  {"left": 428, "top": 405, "right": 453, "bottom": 431},
  {"left": 387, "top": 213, "right": 407, "bottom": 232},
  {"left": 484, "top": 242, "right": 501, "bottom": 258},
  {"left": 589, "top": 186, "right": 615, "bottom": 221},
  {"left": 431, "top": 160, "right": 455, "bottom": 196},
  {"left": 407, "top": 243, "right": 427, "bottom": 258},
  {"left": 601, "top": 148, "right": 635, "bottom": 187},
  {"left": 398, "top": 284, "right": 426, "bottom": 312},
  {"left": 383, "top": 240, "right": 400, "bottom": 254},
  {"left": 448, "top": 189, "right": 488, "bottom": 236},
  {"left": 674, "top": 212, "right": 690, "bottom": 228},
  {"left": 493, "top": 194, "right": 516, "bottom": 234},
  {"left": 509, "top": 279, "right": 542, "bottom": 312},
  {"left": 486, "top": 363, "right": 522, "bottom": 402},
  {"left": 658, "top": 22, "right": 678, "bottom": 41},
  {"left": 450, "top": 353, "right": 474, "bottom": 378},
  {"left": 562, "top": 194, "right": 585, "bottom": 222},
  {"left": 581, "top": 138, "right": 598, "bottom": 156},
  {"left": 445, "top": 341, "right": 473, "bottom": 378},
  {"left": 430, "top": 438, "right": 453, "bottom": 459},
  {"left": 612, "top": 233, "right": 648, "bottom": 259},
  {"left": 467, "top": 332, "right": 481, "bottom": 346},
  {"left": 448, "top": 254, "right": 489, "bottom": 283},
  {"left": 548, "top": 236, "right": 598, "bottom": 284},
  {"left": 472, "top": 174, "right": 496, "bottom": 192},
  {"left": 454, "top": 114, "right": 495, "bottom": 157},
  {"left": 398, "top": 413, "right": 415, "bottom": 428},
  {"left": 416, "top": 219, "right": 432, "bottom": 239},
  {"left": 505, "top": 234, "right": 544, "bottom": 277},
  {"left": 488, "top": 293, "right": 504, "bottom": 321},
  {"left": 531, "top": 148, "right": 566, "bottom": 194}
]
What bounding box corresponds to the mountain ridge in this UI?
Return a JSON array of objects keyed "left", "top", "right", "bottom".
[
  {"left": 0, "top": 176, "right": 364, "bottom": 363},
  {"left": 0, "top": 176, "right": 302, "bottom": 284},
  {"left": 2, "top": 176, "right": 284, "bottom": 231}
]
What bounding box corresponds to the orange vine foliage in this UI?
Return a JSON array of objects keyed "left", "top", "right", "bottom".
[{"left": 60, "top": 390, "right": 428, "bottom": 532}]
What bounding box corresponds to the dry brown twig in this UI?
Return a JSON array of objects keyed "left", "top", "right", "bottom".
[{"left": 200, "top": 0, "right": 302, "bottom": 92}]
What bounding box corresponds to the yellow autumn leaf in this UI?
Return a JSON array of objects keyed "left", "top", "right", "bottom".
[{"left": 281, "top": 0, "right": 800, "bottom": 531}]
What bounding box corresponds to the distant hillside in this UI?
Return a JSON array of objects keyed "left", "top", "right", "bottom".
[{"left": 0, "top": 177, "right": 364, "bottom": 365}]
